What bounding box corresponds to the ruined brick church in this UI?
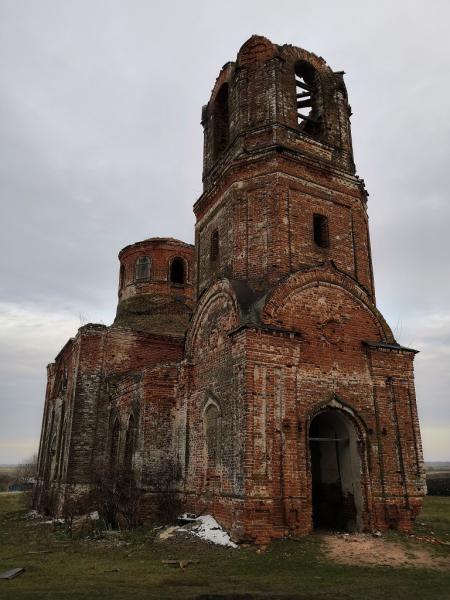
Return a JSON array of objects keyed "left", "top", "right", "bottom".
[{"left": 35, "top": 36, "right": 426, "bottom": 543}]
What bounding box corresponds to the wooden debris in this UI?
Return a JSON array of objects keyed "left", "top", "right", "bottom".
[
  {"left": 162, "top": 559, "right": 200, "bottom": 569},
  {"left": 0, "top": 568, "right": 25, "bottom": 580}
]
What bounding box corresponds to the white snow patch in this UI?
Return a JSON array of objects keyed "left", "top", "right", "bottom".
[
  {"left": 182, "top": 515, "right": 238, "bottom": 548},
  {"left": 41, "top": 517, "right": 65, "bottom": 525},
  {"left": 25, "top": 510, "right": 40, "bottom": 519}
]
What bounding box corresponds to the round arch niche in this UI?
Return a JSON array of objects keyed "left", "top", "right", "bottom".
[{"left": 309, "top": 409, "right": 364, "bottom": 532}]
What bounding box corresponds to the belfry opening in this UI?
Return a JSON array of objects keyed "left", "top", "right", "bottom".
[{"left": 309, "top": 409, "right": 364, "bottom": 532}]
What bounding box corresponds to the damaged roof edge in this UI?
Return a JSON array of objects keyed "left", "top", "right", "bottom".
[{"left": 363, "top": 340, "right": 419, "bottom": 354}]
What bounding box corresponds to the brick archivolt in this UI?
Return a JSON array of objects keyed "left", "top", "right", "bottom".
[
  {"left": 262, "top": 264, "right": 395, "bottom": 343},
  {"left": 185, "top": 278, "right": 240, "bottom": 359},
  {"left": 306, "top": 394, "right": 369, "bottom": 438}
]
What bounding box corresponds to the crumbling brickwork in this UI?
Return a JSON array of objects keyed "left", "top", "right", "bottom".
[{"left": 35, "top": 36, "right": 426, "bottom": 544}]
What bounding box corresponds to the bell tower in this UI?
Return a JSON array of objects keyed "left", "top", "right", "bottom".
[{"left": 194, "top": 35, "right": 374, "bottom": 299}]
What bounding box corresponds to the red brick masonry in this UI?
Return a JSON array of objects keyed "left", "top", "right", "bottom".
[{"left": 34, "top": 36, "right": 426, "bottom": 544}]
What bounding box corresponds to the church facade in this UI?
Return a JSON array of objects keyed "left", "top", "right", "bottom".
[{"left": 34, "top": 36, "right": 426, "bottom": 544}]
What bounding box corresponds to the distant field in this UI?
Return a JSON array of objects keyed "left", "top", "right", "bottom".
[
  {"left": 0, "top": 466, "right": 16, "bottom": 474},
  {"left": 426, "top": 463, "right": 450, "bottom": 473},
  {"left": 0, "top": 466, "right": 16, "bottom": 492},
  {"left": 427, "top": 471, "right": 450, "bottom": 480}
]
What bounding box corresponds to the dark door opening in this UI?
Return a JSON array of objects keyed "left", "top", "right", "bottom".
[{"left": 309, "top": 410, "right": 363, "bottom": 532}]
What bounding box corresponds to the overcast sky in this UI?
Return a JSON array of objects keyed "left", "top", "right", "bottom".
[{"left": 0, "top": 0, "right": 449, "bottom": 464}]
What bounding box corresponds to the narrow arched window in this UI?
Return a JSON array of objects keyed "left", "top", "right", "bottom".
[
  {"left": 213, "top": 83, "right": 229, "bottom": 159},
  {"left": 119, "top": 264, "right": 125, "bottom": 289},
  {"left": 205, "top": 403, "right": 220, "bottom": 467},
  {"left": 170, "top": 257, "right": 185, "bottom": 284},
  {"left": 124, "top": 414, "right": 135, "bottom": 471},
  {"left": 57, "top": 367, "right": 67, "bottom": 396},
  {"left": 110, "top": 419, "right": 120, "bottom": 470},
  {"left": 210, "top": 229, "right": 219, "bottom": 263},
  {"left": 313, "top": 214, "right": 329, "bottom": 248},
  {"left": 135, "top": 256, "right": 150, "bottom": 281},
  {"left": 44, "top": 408, "right": 56, "bottom": 480},
  {"left": 295, "top": 61, "right": 321, "bottom": 135}
]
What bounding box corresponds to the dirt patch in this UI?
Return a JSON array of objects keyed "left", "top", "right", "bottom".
[{"left": 323, "top": 533, "right": 450, "bottom": 570}]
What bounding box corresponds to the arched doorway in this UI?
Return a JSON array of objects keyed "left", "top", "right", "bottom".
[{"left": 309, "top": 409, "right": 363, "bottom": 532}]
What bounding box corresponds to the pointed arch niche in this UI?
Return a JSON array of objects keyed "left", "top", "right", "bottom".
[{"left": 203, "top": 398, "right": 222, "bottom": 469}]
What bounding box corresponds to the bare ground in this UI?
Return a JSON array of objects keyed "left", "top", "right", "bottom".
[{"left": 322, "top": 532, "right": 450, "bottom": 570}]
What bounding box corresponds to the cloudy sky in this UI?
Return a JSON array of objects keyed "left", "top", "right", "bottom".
[{"left": 0, "top": 0, "right": 449, "bottom": 464}]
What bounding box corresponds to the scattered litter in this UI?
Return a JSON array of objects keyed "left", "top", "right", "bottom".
[
  {"left": 162, "top": 559, "right": 200, "bottom": 569},
  {"left": 0, "top": 568, "right": 25, "bottom": 580},
  {"left": 373, "top": 531, "right": 382, "bottom": 537},
  {"left": 105, "top": 568, "right": 120, "bottom": 573},
  {"left": 26, "top": 550, "right": 52, "bottom": 555},
  {"left": 89, "top": 511, "right": 99, "bottom": 521}
]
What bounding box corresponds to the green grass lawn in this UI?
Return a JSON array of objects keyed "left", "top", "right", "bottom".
[{"left": 0, "top": 493, "right": 449, "bottom": 600}]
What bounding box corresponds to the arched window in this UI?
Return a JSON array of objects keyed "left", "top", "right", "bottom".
[
  {"left": 170, "top": 257, "right": 186, "bottom": 284},
  {"left": 110, "top": 419, "right": 120, "bottom": 470},
  {"left": 204, "top": 402, "right": 220, "bottom": 467},
  {"left": 210, "top": 229, "right": 219, "bottom": 263},
  {"left": 295, "top": 61, "right": 321, "bottom": 135},
  {"left": 135, "top": 256, "right": 150, "bottom": 281},
  {"left": 313, "top": 214, "right": 329, "bottom": 248},
  {"left": 213, "top": 83, "right": 229, "bottom": 159},
  {"left": 119, "top": 264, "right": 125, "bottom": 290},
  {"left": 56, "top": 402, "right": 66, "bottom": 479},
  {"left": 57, "top": 367, "right": 67, "bottom": 396},
  {"left": 124, "top": 414, "right": 135, "bottom": 471}
]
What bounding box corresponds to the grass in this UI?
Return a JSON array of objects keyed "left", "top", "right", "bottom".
[
  {"left": 0, "top": 493, "right": 449, "bottom": 600},
  {"left": 412, "top": 496, "right": 450, "bottom": 549}
]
